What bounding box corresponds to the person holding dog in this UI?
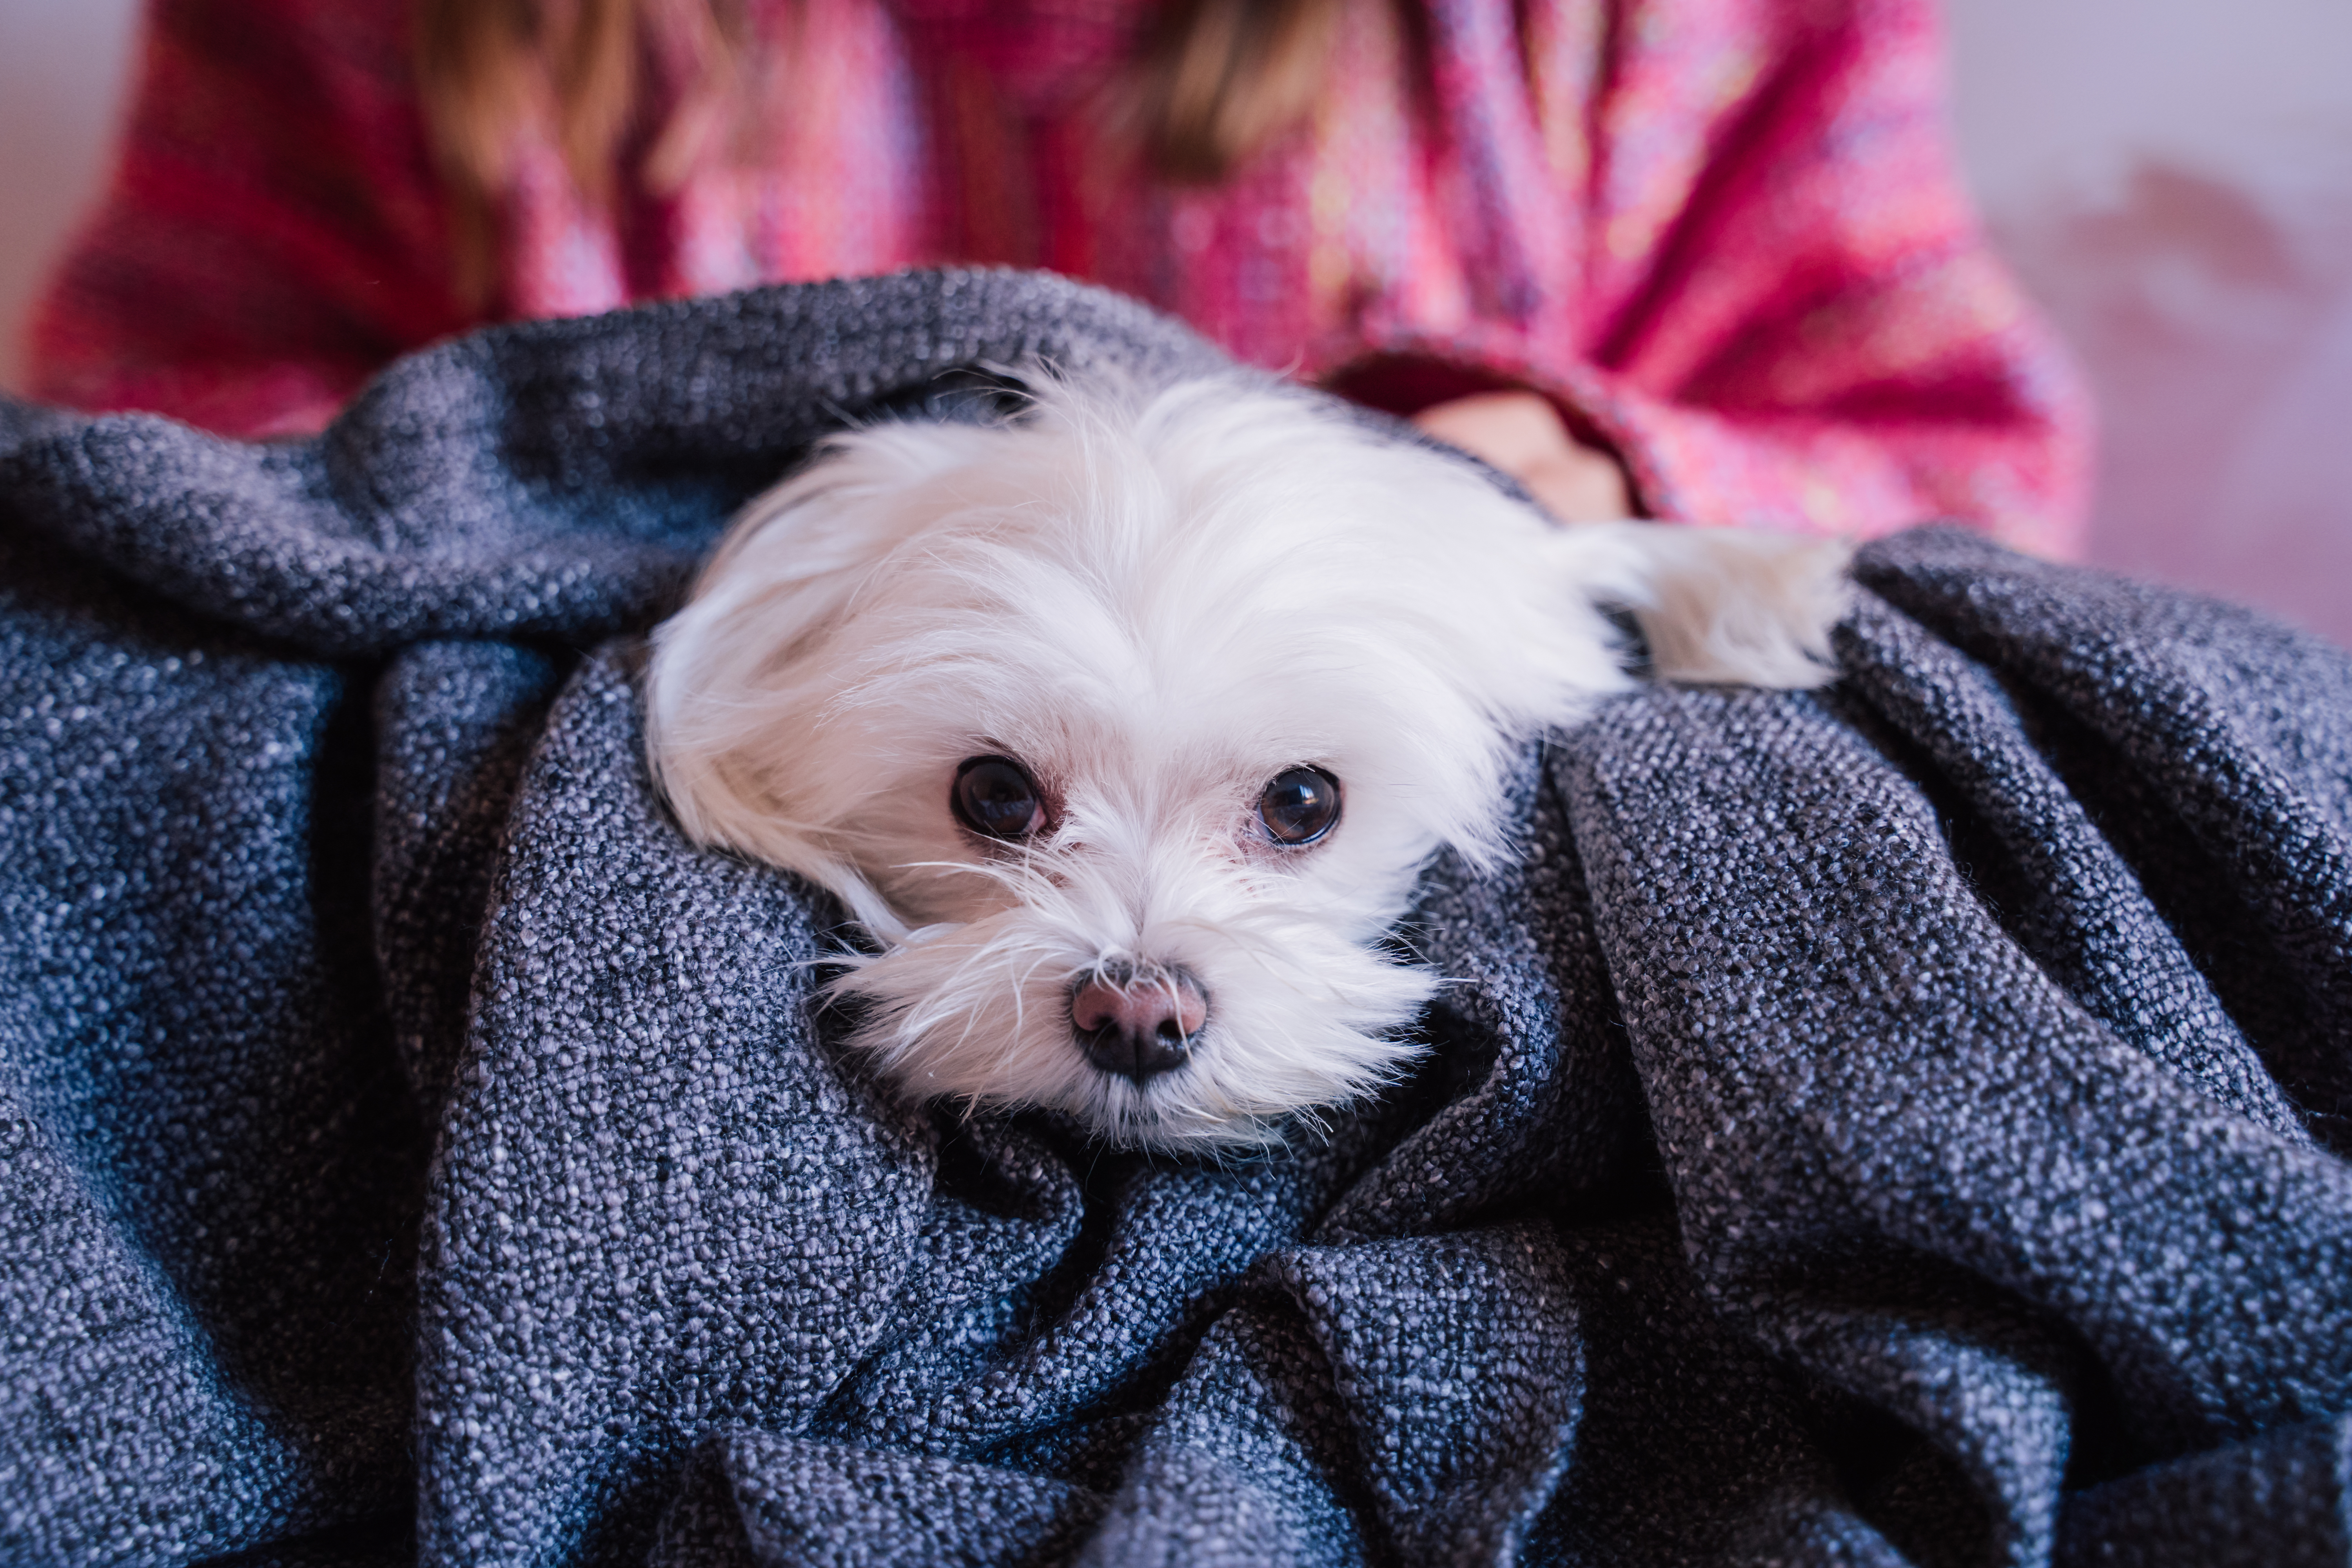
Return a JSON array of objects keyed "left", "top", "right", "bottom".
[{"left": 26, "top": 0, "right": 2089, "bottom": 551}]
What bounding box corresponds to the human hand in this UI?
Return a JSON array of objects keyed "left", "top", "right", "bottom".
[{"left": 1410, "top": 391, "right": 1634, "bottom": 522}]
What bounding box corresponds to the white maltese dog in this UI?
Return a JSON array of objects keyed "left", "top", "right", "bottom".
[{"left": 643, "top": 373, "right": 1847, "bottom": 1149}]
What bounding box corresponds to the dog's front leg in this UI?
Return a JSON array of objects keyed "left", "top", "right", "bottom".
[{"left": 1563, "top": 523, "right": 1855, "bottom": 689}]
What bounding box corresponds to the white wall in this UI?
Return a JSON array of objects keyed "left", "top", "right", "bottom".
[
  {"left": 0, "top": 0, "right": 142, "bottom": 393},
  {"left": 4, "top": 0, "right": 2350, "bottom": 639},
  {"left": 1945, "top": 0, "right": 2352, "bottom": 644},
  {"left": 1947, "top": 0, "right": 2352, "bottom": 213}
]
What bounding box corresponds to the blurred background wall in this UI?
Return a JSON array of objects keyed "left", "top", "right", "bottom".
[
  {"left": 1945, "top": 0, "right": 2352, "bottom": 646},
  {"left": 4, "top": 0, "right": 2348, "bottom": 641},
  {"left": 1, "top": 0, "right": 141, "bottom": 396}
]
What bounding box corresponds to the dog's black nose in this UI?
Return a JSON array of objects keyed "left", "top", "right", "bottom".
[{"left": 1071, "top": 964, "right": 1208, "bottom": 1082}]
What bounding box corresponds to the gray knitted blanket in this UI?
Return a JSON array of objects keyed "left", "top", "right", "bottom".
[{"left": 4, "top": 269, "right": 2349, "bottom": 1568}]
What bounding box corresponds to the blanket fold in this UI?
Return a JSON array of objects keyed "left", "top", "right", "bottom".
[{"left": 3, "top": 268, "right": 2348, "bottom": 1568}]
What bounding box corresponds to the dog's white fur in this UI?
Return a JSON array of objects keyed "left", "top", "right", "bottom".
[{"left": 644, "top": 374, "right": 1848, "bottom": 1149}]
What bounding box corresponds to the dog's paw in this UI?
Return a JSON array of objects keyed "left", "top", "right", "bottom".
[{"left": 1619, "top": 527, "right": 1854, "bottom": 689}]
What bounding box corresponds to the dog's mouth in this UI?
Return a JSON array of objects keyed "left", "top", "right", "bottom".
[
  {"left": 817, "top": 905, "right": 1437, "bottom": 1150},
  {"left": 1068, "top": 961, "right": 1209, "bottom": 1084}
]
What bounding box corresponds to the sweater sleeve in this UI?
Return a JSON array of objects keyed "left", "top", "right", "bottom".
[
  {"left": 24, "top": 0, "right": 474, "bottom": 437},
  {"left": 1574, "top": 0, "right": 2092, "bottom": 552},
  {"left": 1338, "top": 0, "right": 2092, "bottom": 555}
]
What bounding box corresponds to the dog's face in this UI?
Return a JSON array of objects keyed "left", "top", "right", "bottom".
[{"left": 645, "top": 375, "right": 1773, "bottom": 1147}]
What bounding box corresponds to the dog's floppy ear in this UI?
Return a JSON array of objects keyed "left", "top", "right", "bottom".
[
  {"left": 642, "top": 416, "right": 1004, "bottom": 934},
  {"left": 671, "top": 419, "right": 1003, "bottom": 666}
]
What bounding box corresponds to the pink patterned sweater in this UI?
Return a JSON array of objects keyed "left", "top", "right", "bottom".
[{"left": 28, "top": 0, "right": 2091, "bottom": 552}]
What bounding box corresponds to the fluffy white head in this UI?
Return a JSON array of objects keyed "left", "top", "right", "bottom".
[{"left": 643, "top": 372, "right": 1838, "bottom": 1148}]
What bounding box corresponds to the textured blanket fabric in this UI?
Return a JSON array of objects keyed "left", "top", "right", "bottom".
[{"left": 2, "top": 269, "right": 2348, "bottom": 1568}]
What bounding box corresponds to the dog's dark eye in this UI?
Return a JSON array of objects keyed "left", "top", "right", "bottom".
[
  {"left": 1258, "top": 766, "right": 1340, "bottom": 846},
  {"left": 952, "top": 755, "right": 1045, "bottom": 840}
]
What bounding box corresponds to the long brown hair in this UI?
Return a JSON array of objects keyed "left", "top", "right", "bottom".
[
  {"left": 1128, "top": 0, "right": 1343, "bottom": 183},
  {"left": 414, "top": 0, "right": 1340, "bottom": 303}
]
